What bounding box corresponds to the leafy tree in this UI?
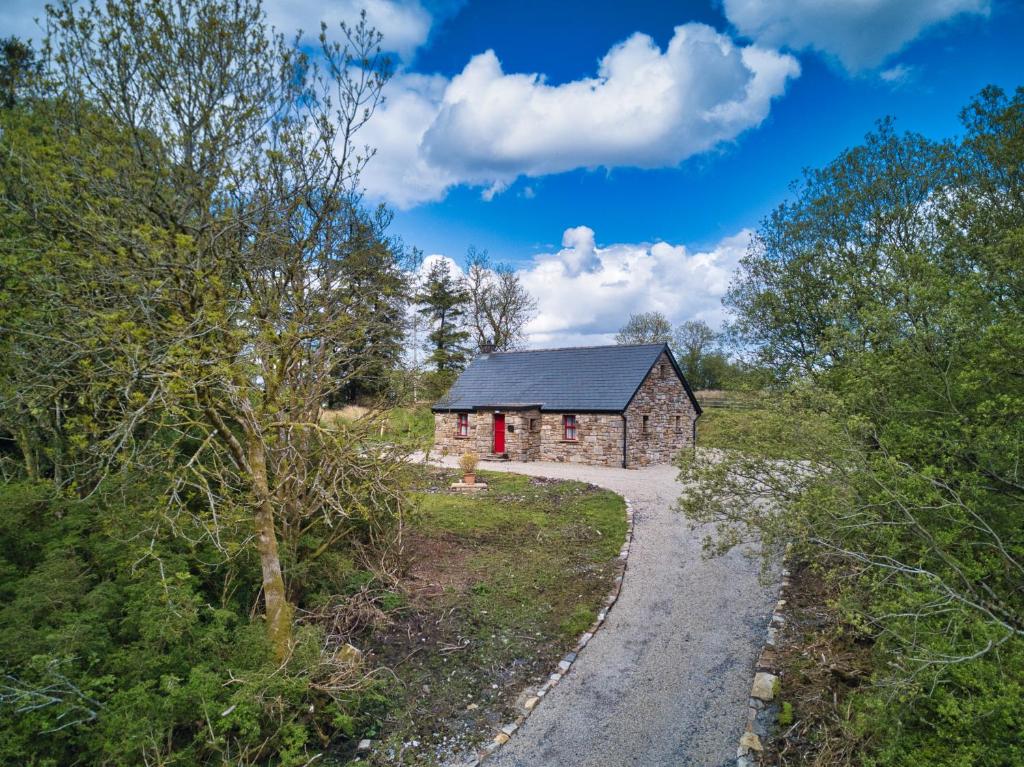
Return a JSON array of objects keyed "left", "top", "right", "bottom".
[
  {"left": 0, "top": 477, "right": 389, "bottom": 765},
  {"left": 615, "top": 311, "right": 672, "bottom": 345},
  {"left": 0, "top": 37, "right": 37, "bottom": 108},
  {"left": 680, "top": 89, "right": 1024, "bottom": 765},
  {"left": 464, "top": 245, "right": 537, "bottom": 353},
  {"left": 415, "top": 258, "right": 471, "bottom": 387},
  {"left": 327, "top": 220, "right": 415, "bottom": 406},
  {"left": 671, "top": 319, "right": 735, "bottom": 389},
  {"left": 1, "top": 0, "right": 411, "bottom": 663}
]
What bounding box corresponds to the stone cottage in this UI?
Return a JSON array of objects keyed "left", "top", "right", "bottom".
[{"left": 432, "top": 343, "right": 702, "bottom": 467}]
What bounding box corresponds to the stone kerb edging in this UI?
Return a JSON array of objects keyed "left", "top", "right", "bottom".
[
  {"left": 736, "top": 563, "right": 791, "bottom": 767},
  {"left": 451, "top": 496, "right": 636, "bottom": 767}
]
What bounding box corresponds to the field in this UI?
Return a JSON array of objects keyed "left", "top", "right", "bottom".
[
  {"left": 321, "top": 405, "right": 435, "bottom": 450},
  {"left": 353, "top": 469, "right": 627, "bottom": 765}
]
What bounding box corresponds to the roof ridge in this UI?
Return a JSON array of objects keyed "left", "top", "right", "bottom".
[{"left": 485, "top": 342, "right": 667, "bottom": 355}]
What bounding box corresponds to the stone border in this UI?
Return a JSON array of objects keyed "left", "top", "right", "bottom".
[
  {"left": 735, "top": 563, "right": 791, "bottom": 766},
  {"left": 451, "top": 497, "right": 636, "bottom": 767}
]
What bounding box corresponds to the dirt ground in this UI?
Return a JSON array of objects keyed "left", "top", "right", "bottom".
[{"left": 763, "top": 561, "right": 874, "bottom": 767}]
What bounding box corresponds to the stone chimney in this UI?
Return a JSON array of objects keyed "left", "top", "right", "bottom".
[{"left": 479, "top": 342, "right": 496, "bottom": 355}]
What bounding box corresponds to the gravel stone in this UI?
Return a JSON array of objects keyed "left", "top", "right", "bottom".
[{"left": 425, "top": 455, "right": 778, "bottom": 767}]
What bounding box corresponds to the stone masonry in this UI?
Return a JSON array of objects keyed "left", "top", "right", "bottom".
[
  {"left": 624, "top": 351, "right": 697, "bottom": 466},
  {"left": 433, "top": 408, "right": 541, "bottom": 462},
  {"left": 433, "top": 351, "right": 697, "bottom": 468},
  {"left": 537, "top": 413, "right": 623, "bottom": 467}
]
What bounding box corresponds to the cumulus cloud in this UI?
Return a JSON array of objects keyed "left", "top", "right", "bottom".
[
  {"left": 516, "top": 226, "right": 751, "bottom": 348},
  {"left": 359, "top": 23, "right": 799, "bottom": 207},
  {"left": 722, "top": 0, "right": 989, "bottom": 72}
]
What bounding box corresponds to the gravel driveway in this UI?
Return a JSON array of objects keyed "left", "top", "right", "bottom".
[{"left": 429, "top": 456, "right": 778, "bottom": 767}]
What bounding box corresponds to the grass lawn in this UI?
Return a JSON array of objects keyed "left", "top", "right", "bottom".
[{"left": 355, "top": 469, "right": 626, "bottom": 765}]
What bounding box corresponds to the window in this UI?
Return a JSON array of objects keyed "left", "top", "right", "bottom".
[
  {"left": 530, "top": 418, "right": 539, "bottom": 432},
  {"left": 675, "top": 415, "right": 681, "bottom": 431},
  {"left": 642, "top": 415, "right": 650, "bottom": 434},
  {"left": 563, "top": 414, "right": 578, "bottom": 441},
  {"left": 659, "top": 364, "right": 666, "bottom": 379},
  {"left": 457, "top": 413, "right": 469, "bottom": 437}
]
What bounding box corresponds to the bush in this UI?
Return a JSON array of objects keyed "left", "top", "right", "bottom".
[{"left": 0, "top": 479, "right": 387, "bottom": 766}]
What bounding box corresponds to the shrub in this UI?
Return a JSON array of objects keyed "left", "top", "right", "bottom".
[
  {"left": 459, "top": 451, "right": 479, "bottom": 476},
  {"left": 0, "top": 479, "right": 389, "bottom": 766}
]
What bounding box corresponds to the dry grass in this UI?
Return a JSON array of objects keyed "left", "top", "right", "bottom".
[
  {"left": 767, "top": 561, "right": 873, "bottom": 767},
  {"left": 321, "top": 404, "right": 371, "bottom": 423}
]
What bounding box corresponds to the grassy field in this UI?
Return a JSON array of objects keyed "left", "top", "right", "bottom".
[
  {"left": 320, "top": 404, "right": 435, "bottom": 450},
  {"left": 695, "top": 392, "right": 838, "bottom": 460},
  {"left": 356, "top": 469, "right": 626, "bottom": 765}
]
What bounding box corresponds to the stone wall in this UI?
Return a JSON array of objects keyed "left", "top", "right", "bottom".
[
  {"left": 623, "top": 351, "right": 697, "bottom": 466},
  {"left": 433, "top": 412, "right": 482, "bottom": 457},
  {"left": 433, "top": 408, "right": 541, "bottom": 461},
  {"left": 537, "top": 413, "right": 624, "bottom": 467}
]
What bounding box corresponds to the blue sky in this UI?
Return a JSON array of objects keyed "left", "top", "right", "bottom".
[{"left": 5, "top": 0, "right": 1022, "bottom": 346}]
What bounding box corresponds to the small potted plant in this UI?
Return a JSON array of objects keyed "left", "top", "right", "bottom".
[{"left": 459, "top": 451, "right": 479, "bottom": 485}]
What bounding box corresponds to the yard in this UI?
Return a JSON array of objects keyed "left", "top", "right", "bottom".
[{"left": 351, "top": 468, "right": 627, "bottom": 765}]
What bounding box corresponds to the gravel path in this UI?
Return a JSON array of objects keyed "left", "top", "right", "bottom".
[{"left": 429, "top": 456, "right": 778, "bottom": 767}]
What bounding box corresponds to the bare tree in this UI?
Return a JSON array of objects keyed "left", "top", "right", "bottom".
[
  {"left": 615, "top": 311, "right": 672, "bottom": 345},
  {"left": 464, "top": 246, "right": 537, "bottom": 352}
]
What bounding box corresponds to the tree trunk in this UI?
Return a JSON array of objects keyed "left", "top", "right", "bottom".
[
  {"left": 15, "top": 427, "right": 38, "bottom": 480},
  {"left": 246, "top": 437, "right": 293, "bottom": 661}
]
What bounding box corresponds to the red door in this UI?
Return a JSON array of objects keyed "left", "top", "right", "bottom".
[{"left": 493, "top": 413, "right": 506, "bottom": 453}]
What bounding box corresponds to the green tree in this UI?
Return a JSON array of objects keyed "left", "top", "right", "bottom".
[
  {"left": 0, "top": 37, "right": 37, "bottom": 108},
  {"left": 671, "top": 319, "right": 735, "bottom": 389},
  {"left": 416, "top": 258, "right": 471, "bottom": 388},
  {"left": 327, "top": 219, "right": 415, "bottom": 406},
  {"left": 680, "top": 89, "right": 1024, "bottom": 765},
  {"left": 1, "top": 0, "right": 411, "bottom": 663},
  {"left": 615, "top": 311, "right": 672, "bottom": 345}
]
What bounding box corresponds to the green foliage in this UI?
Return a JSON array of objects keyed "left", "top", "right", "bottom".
[
  {"left": 778, "top": 701, "right": 793, "bottom": 727},
  {"left": 696, "top": 390, "right": 841, "bottom": 460},
  {"left": 382, "top": 405, "right": 435, "bottom": 449},
  {"left": 0, "top": 479, "right": 386, "bottom": 766},
  {"left": 672, "top": 319, "right": 736, "bottom": 390},
  {"left": 615, "top": 314, "right": 743, "bottom": 389},
  {"left": 416, "top": 259, "right": 472, "bottom": 375},
  {"left": 681, "top": 87, "right": 1024, "bottom": 765}
]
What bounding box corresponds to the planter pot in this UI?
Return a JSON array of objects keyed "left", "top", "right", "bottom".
[{"left": 463, "top": 473, "right": 476, "bottom": 485}]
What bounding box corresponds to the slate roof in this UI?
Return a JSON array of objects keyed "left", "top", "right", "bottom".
[{"left": 432, "top": 343, "right": 701, "bottom": 414}]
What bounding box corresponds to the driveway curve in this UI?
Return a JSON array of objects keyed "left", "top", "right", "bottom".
[{"left": 429, "top": 456, "right": 778, "bottom": 767}]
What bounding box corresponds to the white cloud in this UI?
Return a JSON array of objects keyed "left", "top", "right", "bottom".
[
  {"left": 2, "top": 0, "right": 435, "bottom": 59},
  {"left": 879, "top": 64, "right": 915, "bottom": 87},
  {"left": 359, "top": 23, "right": 799, "bottom": 207},
  {"left": 722, "top": 0, "right": 989, "bottom": 72},
  {"left": 264, "top": 0, "right": 433, "bottom": 59},
  {"left": 516, "top": 226, "right": 751, "bottom": 348}
]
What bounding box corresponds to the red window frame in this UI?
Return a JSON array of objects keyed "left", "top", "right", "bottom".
[
  {"left": 456, "top": 413, "right": 469, "bottom": 437},
  {"left": 563, "top": 414, "right": 578, "bottom": 441}
]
